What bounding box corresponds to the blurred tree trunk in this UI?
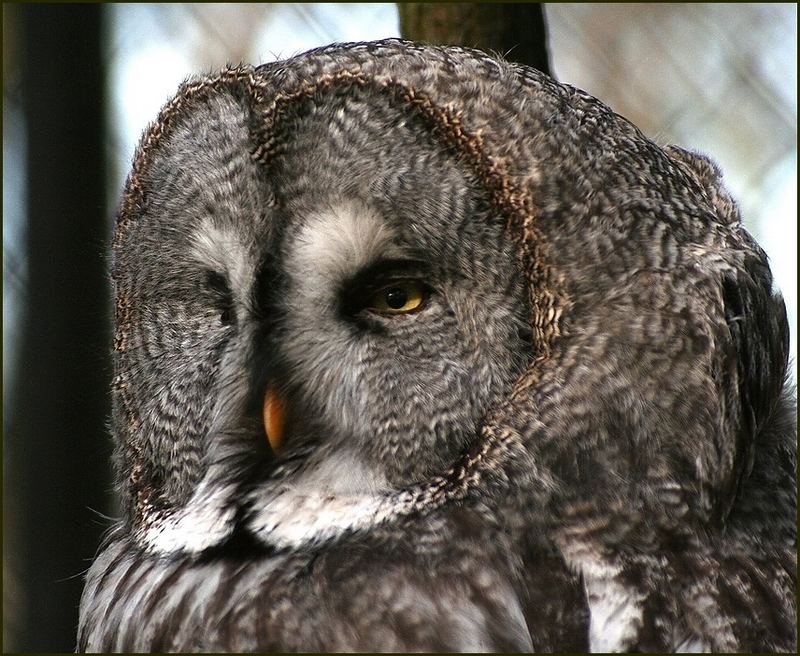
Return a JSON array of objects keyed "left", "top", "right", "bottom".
[
  {"left": 4, "top": 4, "right": 112, "bottom": 651},
  {"left": 398, "top": 2, "right": 551, "bottom": 75}
]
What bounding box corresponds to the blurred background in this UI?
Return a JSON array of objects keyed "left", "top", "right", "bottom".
[{"left": 3, "top": 3, "right": 796, "bottom": 651}]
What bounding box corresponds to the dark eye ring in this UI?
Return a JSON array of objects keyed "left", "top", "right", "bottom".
[{"left": 205, "top": 270, "right": 234, "bottom": 325}]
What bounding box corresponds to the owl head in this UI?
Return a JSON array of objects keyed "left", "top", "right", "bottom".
[{"left": 110, "top": 40, "right": 793, "bottom": 557}]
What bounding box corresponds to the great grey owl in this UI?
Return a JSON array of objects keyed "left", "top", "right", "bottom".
[{"left": 78, "top": 40, "right": 796, "bottom": 652}]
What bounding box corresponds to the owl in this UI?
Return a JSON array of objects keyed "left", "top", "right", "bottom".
[{"left": 78, "top": 40, "right": 796, "bottom": 652}]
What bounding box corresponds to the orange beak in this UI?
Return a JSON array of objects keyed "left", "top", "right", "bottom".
[{"left": 263, "top": 385, "right": 286, "bottom": 454}]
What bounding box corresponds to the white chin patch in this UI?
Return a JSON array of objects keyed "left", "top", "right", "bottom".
[
  {"left": 135, "top": 481, "right": 238, "bottom": 556},
  {"left": 247, "top": 452, "right": 393, "bottom": 551},
  {"left": 137, "top": 452, "right": 394, "bottom": 556},
  {"left": 139, "top": 484, "right": 394, "bottom": 556},
  {"left": 247, "top": 487, "right": 393, "bottom": 551},
  {"left": 136, "top": 486, "right": 393, "bottom": 557}
]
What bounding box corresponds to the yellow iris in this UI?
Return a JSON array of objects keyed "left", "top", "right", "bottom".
[{"left": 368, "top": 281, "right": 426, "bottom": 314}]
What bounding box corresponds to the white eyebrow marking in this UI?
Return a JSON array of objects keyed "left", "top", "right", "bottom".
[
  {"left": 288, "top": 201, "right": 400, "bottom": 296},
  {"left": 190, "top": 218, "right": 253, "bottom": 307}
]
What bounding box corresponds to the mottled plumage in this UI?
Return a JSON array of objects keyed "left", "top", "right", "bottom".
[{"left": 78, "top": 40, "right": 796, "bottom": 652}]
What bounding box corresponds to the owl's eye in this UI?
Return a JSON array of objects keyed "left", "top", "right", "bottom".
[{"left": 367, "top": 281, "right": 426, "bottom": 314}]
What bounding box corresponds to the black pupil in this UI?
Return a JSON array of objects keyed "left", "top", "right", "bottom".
[{"left": 385, "top": 287, "right": 408, "bottom": 309}]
